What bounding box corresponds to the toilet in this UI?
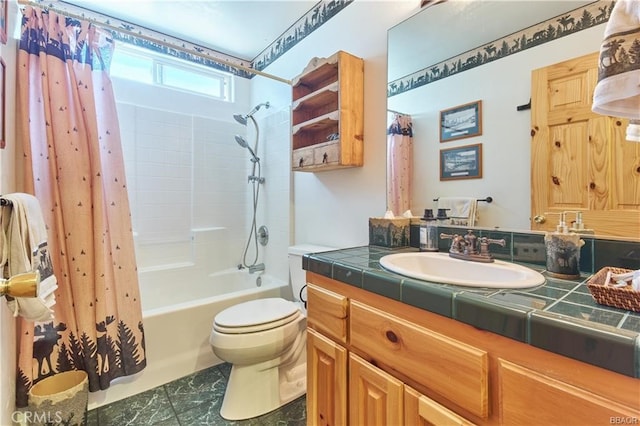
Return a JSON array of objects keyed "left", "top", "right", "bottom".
[{"left": 209, "top": 244, "right": 335, "bottom": 420}]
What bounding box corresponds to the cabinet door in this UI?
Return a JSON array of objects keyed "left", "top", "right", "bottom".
[
  {"left": 405, "top": 386, "right": 477, "bottom": 426},
  {"left": 349, "top": 353, "right": 404, "bottom": 426},
  {"left": 307, "top": 328, "right": 347, "bottom": 426},
  {"left": 499, "top": 359, "right": 639, "bottom": 425}
]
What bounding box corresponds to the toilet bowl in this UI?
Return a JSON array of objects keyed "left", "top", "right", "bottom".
[{"left": 209, "top": 244, "right": 335, "bottom": 420}]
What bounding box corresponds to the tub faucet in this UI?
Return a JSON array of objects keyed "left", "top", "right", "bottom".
[{"left": 248, "top": 263, "right": 265, "bottom": 274}]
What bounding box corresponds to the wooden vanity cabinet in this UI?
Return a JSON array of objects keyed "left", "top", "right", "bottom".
[
  {"left": 291, "top": 50, "right": 364, "bottom": 172},
  {"left": 498, "top": 359, "right": 639, "bottom": 424},
  {"left": 305, "top": 272, "right": 640, "bottom": 425}
]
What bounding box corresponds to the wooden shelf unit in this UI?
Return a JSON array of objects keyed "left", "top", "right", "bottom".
[{"left": 291, "top": 51, "right": 364, "bottom": 172}]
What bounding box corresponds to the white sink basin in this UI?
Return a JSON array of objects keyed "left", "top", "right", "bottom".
[{"left": 379, "top": 252, "right": 545, "bottom": 288}]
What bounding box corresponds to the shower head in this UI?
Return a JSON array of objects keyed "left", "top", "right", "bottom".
[
  {"left": 235, "top": 135, "right": 249, "bottom": 148},
  {"left": 233, "top": 114, "right": 248, "bottom": 126},
  {"left": 233, "top": 101, "right": 270, "bottom": 126},
  {"left": 235, "top": 135, "right": 259, "bottom": 162}
]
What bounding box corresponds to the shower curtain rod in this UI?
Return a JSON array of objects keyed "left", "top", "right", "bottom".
[{"left": 16, "top": 0, "right": 292, "bottom": 85}]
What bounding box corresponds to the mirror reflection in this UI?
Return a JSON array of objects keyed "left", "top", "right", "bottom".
[{"left": 387, "top": 0, "right": 640, "bottom": 239}]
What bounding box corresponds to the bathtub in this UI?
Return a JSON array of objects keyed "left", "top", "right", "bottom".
[{"left": 88, "top": 267, "right": 289, "bottom": 409}]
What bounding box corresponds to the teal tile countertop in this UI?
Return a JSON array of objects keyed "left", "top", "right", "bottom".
[{"left": 303, "top": 246, "right": 640, "bottom": 378}]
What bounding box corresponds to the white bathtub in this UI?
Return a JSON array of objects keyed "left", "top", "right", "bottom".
[{"left": 88, "top": 267, "right": 289, "bottom": 409}]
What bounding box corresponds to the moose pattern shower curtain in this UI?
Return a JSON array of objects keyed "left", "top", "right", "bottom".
[
  {"left": 15, "top": 7, "right": 146, "bottom": 406},
  {"left": 387, "top": 114, "right": 413, "bottom": 216}
]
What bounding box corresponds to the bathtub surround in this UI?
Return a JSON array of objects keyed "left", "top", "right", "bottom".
[{"left": 15, "top": 7, "right": 146, "bottom": 407}]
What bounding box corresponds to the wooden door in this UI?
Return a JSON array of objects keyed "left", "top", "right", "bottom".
[
  {"left": 349, "top": 353, "right": 404, "bottom": 425},
  {"left": 531, "top": 52, "right": 640, "bottom": 238},
  {"left": 306, "top": 328, "right": 347, "bottom": 426}
]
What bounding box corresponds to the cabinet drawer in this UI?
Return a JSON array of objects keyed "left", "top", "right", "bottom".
[
  {"left": 292, "top": 146, "right": 314, "bottom": 169},
  {"left": 350, "top": 300, "right": 489, "bottom": 419},
  {"left": 313, "top": 140, "right": 340, "bottom": 166},
  {"left": 498, "top": 359, "right": 639, "bottom": 424},
  {"left": 307, "top": 284, "right": 348, "bottom": 344}
]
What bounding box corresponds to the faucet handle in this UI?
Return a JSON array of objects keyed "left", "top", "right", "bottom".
[
  {"left": 478, "top": 237, "right": 506, "bottom": 258},
  {"left": 439, "top": 232, "right": 454, "bottom": 241},
  {"left": 440, "top": 233, "right": 464, "bottom": 253}
]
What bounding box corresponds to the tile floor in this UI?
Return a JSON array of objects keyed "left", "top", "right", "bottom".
[{"left": 86, "top": 363, "right": 306, "bottom": 425}]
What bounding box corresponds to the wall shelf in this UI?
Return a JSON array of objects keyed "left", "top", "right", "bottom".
[{"left": 291, "top": 51, "right": 364, "bottom": 172}]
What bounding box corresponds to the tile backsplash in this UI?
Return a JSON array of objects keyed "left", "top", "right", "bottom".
[{"left": 409, "top": 225, "right": 640, "bottom": 274}]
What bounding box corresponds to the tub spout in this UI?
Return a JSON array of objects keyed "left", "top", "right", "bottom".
[{"left": 248, "top": 263, "right": 265, "bottom": 274}]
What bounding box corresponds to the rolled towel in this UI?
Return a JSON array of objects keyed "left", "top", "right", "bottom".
[
  {"left": 1, "top": 193, "right": 57, "bottom": 321},
  {"left": 7, "top": 291, "right": 55, "bottom": 322}
]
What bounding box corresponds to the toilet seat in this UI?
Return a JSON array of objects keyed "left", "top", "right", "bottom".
[{"left": 214, "top": 298, "right": 302, "bottom": 334}]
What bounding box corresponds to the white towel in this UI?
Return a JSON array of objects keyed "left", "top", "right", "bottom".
[
  {"left": 437, "top": 197, "right": 478, "bottom": 227},
  {"left": 0, "top": 193, "right": 57, "bottom": 322},
  {"left": 592, "top": 0, "right": 640, "bottom": 119}
]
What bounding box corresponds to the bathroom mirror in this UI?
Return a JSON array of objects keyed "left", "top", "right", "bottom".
[{"left": 386, "top": 0, "right": 639, "bottom": 239}]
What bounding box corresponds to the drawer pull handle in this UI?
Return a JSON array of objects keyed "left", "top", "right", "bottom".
[{"left": 386, "top": 330, "right": 398, "bottom": 343}]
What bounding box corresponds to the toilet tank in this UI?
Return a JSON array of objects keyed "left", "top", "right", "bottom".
[{"left": 288, "top": 244, "right": 336, "bottom": 303}]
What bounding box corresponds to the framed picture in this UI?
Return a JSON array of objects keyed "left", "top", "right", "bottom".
[
  {"left": 0, "top": 0, "right": 6, "bottom": 45},
  {"left": 440, "top": 143, "right": 482, "bottom": 180},
  {"left": 0, "top": 58, "right": 4, "bottom": 149},
  {"left": 439, "top": 100, "right": 482, "bottom": 142}
]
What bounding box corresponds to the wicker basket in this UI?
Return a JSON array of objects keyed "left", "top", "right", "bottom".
[{"left": 587, "top": 267, "right": 640, "bottom": 312}]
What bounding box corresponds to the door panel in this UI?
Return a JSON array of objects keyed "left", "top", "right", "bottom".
[{"left": 531, "top": 52, "right": 640, "bottom": 238}]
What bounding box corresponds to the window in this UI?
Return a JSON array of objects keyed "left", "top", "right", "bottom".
[{"left": 111, "top": 43, "right": 232, "bottom": 101}]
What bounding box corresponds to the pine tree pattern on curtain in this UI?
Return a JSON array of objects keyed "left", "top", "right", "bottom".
[
  {"left": 15, "top": 7, "right": 146, "bottom": 406},
  {"left": 387, "top": 114, "right": 413, "bottom": 216}
]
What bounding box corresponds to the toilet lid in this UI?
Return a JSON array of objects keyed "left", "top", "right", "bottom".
[{"left": 214, "top": 298, "right": 301, "bottom": 334}]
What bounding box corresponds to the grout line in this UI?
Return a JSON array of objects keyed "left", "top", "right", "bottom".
[{"left": 162, "top": 384, "right": 182, "bottom": 425}]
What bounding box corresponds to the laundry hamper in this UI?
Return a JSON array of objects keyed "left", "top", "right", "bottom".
[{"left": 27, "top": 370, "right": 88, "bottom": 426}]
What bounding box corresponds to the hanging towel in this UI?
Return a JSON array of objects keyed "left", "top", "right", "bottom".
[
  {"left": 592, "top": 0, "right": 640, "bottom": 119},
  {"left": 0, "top": 193, "right": 57, "bottom": 322},
  {"left": 437, "top": 197, "right": 478, "bottom": 227}
]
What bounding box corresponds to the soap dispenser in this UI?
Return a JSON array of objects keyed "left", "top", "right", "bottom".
[
  {"left": 544, "top": 212, "right": 585, "bottom": 279},
  {"left": 420, "top": 209, "right": 438, "bottom": 251},
  {"left": 568, "top": 211, "right": 595, "bottom": 235}
]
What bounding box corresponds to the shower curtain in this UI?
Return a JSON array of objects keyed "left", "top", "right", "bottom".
[
  {"left": 387, "top": 113, "right": 413, "bottom": 216},
  {"left": 15, "top": 7, "right": 146, "bottom": 406}
]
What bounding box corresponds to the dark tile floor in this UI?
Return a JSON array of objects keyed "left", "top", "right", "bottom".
[{"left": 86, "top": 363, "right": 306, "bottom": 425}]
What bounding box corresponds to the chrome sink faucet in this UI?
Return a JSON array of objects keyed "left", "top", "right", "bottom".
[{"left": 440, "top": 230, "right": 505, "bottom": 263}]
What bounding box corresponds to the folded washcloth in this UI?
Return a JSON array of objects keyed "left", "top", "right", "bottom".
[
  {"left": 0, "top": 193, "right": 57, "bottom": 322},
  {"left": 437, "top": 197, "right": 478, "bottom": 227},
  {"left": 592, "top": 0, "right": 640, "bottom": 119}
]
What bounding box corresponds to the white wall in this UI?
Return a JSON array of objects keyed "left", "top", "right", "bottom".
[
  {"left": 387, "top": 25, "right": 607, "bottom": 230},
  {"left": 243, "top": 73, "right": 293, "bottom": 281},
  {"left": 1, "top": 0, "right": 21, "bottom": 423},
  {"left": 262, "top": 1, "right": 420, "bottom": 249}
]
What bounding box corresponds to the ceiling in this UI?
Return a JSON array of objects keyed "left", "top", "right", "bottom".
[{"left": 64, "top": 0, "right": 320, "bottom": 61}]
